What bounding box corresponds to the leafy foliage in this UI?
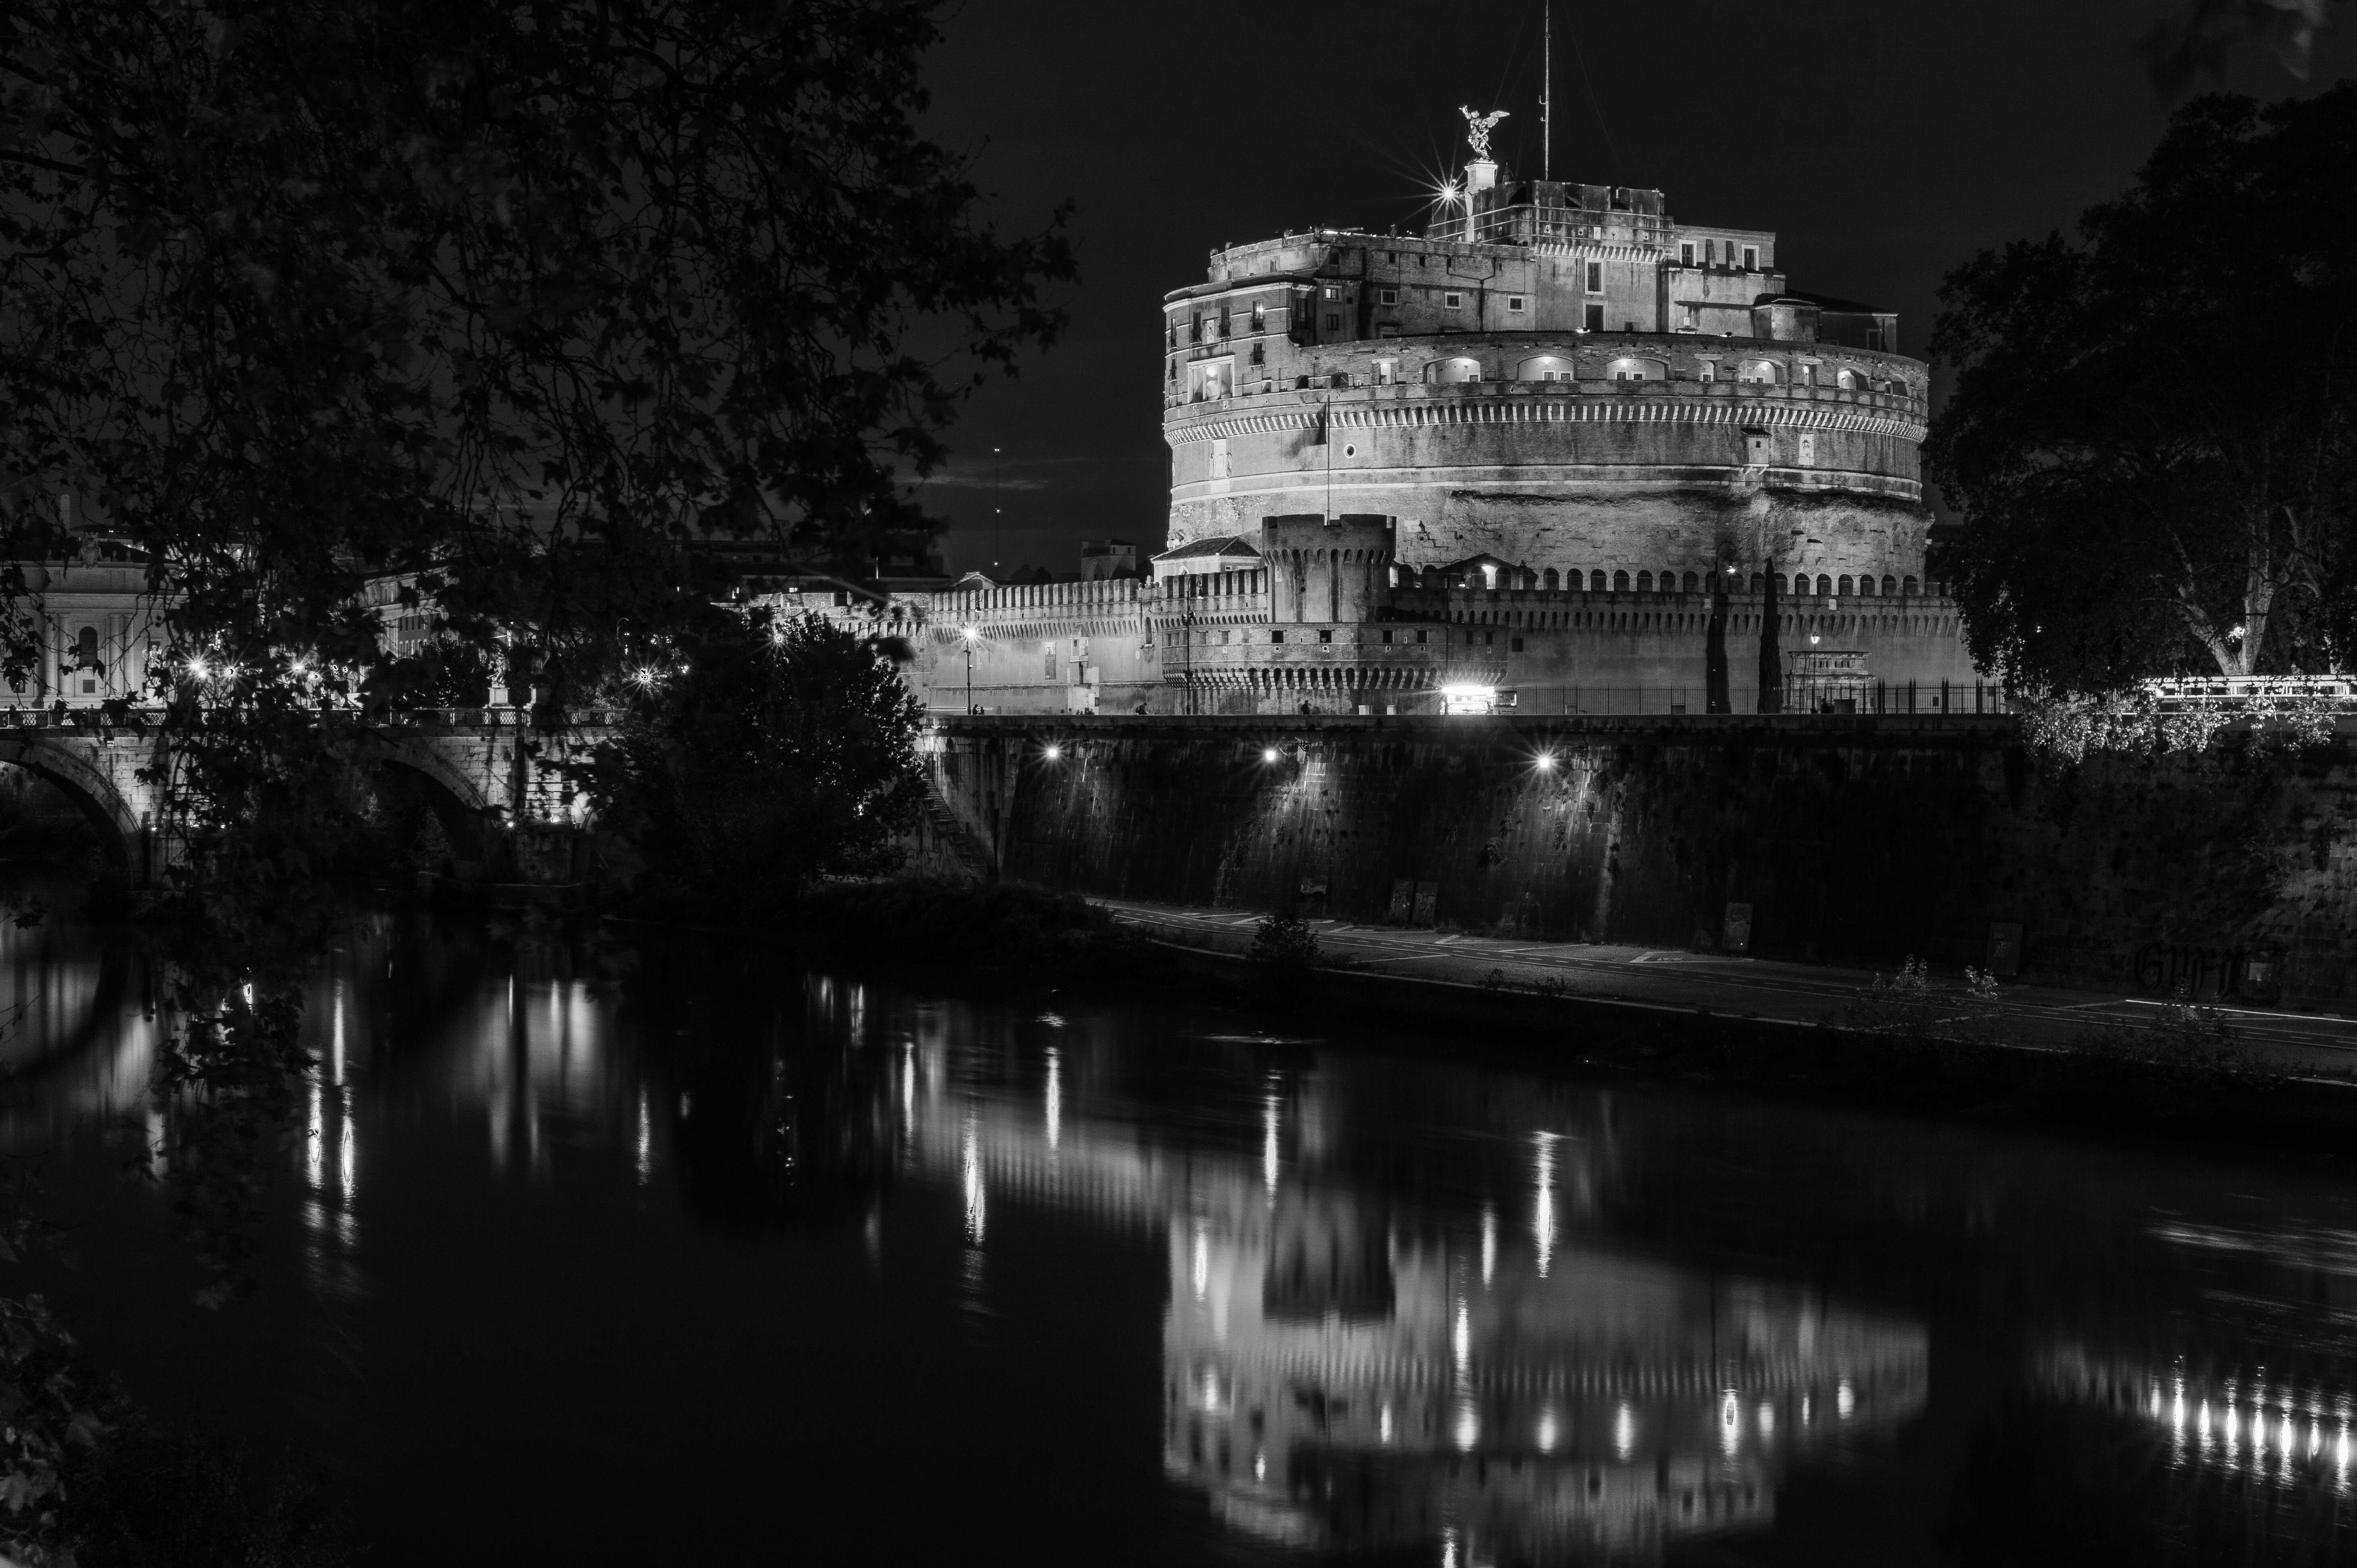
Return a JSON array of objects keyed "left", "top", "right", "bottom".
[
  {"left": 587, "top": 610, "right": 924, "bottom": 920},
  {"left": 1248, "top": 912, "right": 1321, "bottom": 978},
  {"left": 1926, "top": 85, "right": 2357, "bottom": 697},
  {"left": 1841, "top": 956, "right": 2006, "bottom": 1047}
]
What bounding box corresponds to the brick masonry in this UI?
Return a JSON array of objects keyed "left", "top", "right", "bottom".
[{"left": 925, "top": 716, "right": 2357, "bottom": 1002}]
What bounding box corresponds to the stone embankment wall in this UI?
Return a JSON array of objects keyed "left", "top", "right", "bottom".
[{"left": 923, "top": 716, "right": 2357, "bottom": 1002}]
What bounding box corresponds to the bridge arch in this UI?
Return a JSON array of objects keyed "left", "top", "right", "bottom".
[
  {"left": 344, "top": 728, "right": 507, "bottom": 865},
  {"left": 0, "top": 731, "right": 146, "bottom": 881}
]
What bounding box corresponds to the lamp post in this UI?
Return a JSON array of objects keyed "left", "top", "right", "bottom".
[{"left": 963, "top": 625, "right": 978, "bottom": 715}]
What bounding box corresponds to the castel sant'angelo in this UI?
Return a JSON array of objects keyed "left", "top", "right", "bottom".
[{"left": 787, "top": 110, "right": 1984, "bottom": 718}]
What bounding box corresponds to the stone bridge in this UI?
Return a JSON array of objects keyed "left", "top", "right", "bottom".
[{"left": 0, "top": 707, "right": 616, "bottom": 885}]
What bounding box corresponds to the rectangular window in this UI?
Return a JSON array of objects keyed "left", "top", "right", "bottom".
[
  {"left": 1416, "top": 629, "right": 1429, "bottom": 644},
  {"left": 1802, "top": 363, "right": 1817, "bottom": 386},
  {"left": 1251, "top": 301, "right": 1265, "bottom": 330},
  {"left": 1742, "top": 245, "right": 1758, "bottom": 270},
  {"left": 1699, "top": 361, "right": 1716, "bottom": 382},
  {"left": 1375, "top": 360, "right": 1396, "bottom": 385},
  {"left": 1317, "top": 628, "right": 1332, "bottom": 643},
  {"left": 1044, "top": 647, "right": 1057, "bottom": 680},
  {"left": 1679, "top": 241, "right": 1695, "bottom": 265},
  {"left": 1444, "top": 291, "right": 1463, "bottom": 308},
  {"left": 1322, "top": 313, "right": 1339, "bottom": 331},
  {"left": 1190, "top": 312, "right": 1203, "bottom": 342},
  {"left": 1323, "top": 285, "right": 1341, "bottom": 300},
  {"left": 1381, "top": 629, "right": 1394, "bottom": 644},
  {"left": 1506, "top": 296, "right": 1525, "bottom": 312},
  {"left": 1583, "top": 303, "right": 1604, "bottom": 332},
  {"left": 1682, "top": 305, "right": 1699, "bottom": 330},
  {"left": 1379, "top": 287, "right": 1398, "bottom": 304},
  {"left": 1215, "top": 305, "right": 1229, "bottom": 337},
  {"left": 1511, "top": 636, "right": 1525, "bottom": 652},
  {"left": 1584, "top": 261, "right": 1603, "bottom": 293},
  {"left": 1704, "top": 239, "right": 1716, "bottom": 264},
  {"left": 1270, "top": 630, "right": 1285, "bottom": 644}
]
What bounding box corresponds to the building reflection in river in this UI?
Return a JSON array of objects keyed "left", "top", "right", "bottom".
[{"left": 889, "top": 1009, "right": 1928, "bottom": 1563}]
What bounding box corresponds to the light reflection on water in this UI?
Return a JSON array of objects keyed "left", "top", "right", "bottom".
[{"left": 2, "top": 909, "right": 2357, "bottom": 1561}]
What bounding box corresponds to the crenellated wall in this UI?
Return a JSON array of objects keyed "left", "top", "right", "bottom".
[{"left": 924, "top": 715, "right": 2357, "bottom": 1003}]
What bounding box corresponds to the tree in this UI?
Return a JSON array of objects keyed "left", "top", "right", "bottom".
[
  {"left": 584, "top": 609, "right": 925, "bottom": 920},
  {"left": 0, "top": 0, "right": 1069, "bottom": 1374},
  {"left": 1756, "top": 559, "right": 1783, "bottom": 713},
  {"left": 0, "top": 0, "right": 1069, "bottom": 868},
  {"left": 1925, "top": 86, "right": 2357, "bottom": 697}
]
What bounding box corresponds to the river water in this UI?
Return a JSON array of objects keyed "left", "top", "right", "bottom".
[{"left": 6, "top": 903, "right": 2357, "bottom": 1564}]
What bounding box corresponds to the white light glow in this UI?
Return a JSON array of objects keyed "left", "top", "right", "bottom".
[
  {"left": 1534, "top": 752, "right": 1555, "bottom": 772},
  {"left": 1614, "top": 1402, "right": 1635, "bottom": 1460},
  {"left": 635, "top": 1086, "right": 652, "bottom": 1186},
  {"left": 1537, "top": 1407, "right": 1559, "bottom": 1453},
  {"left": 1042, "top": 744, "right": 1061, "bottom": 762},
  {"left": 1758, "top": 1402, "right": 1775, "bottom": 1437},
  {"left": 1191, "top": 1226, "right": 1209, "bottom": 1301},
  {"left": 1837, "top": 1380, "right": 1856, "bottom": 1418},
  {"left": 1533, "top": 1132, "right": 1556, "bottom": 1278},
  {"left": 1261, "top": 746, "right": 1279, "bottom": 763},
  {"left": 304, "top": 1082, "right": 324, "bottom": 1189},
  {"left": 1480, "top": 1203, "right": 1496, "bottom": 1286},
  {"left": 961, "top": 1117, "right": 986, "bottom": 1245},
  {"left": 1044, "top": 1046, "right": 1062, "bottom": 1151},
  {"left": 1380, "top": 1402, "right": 1394, "bottom": 1444},
  {"left": 1454, "top": 1398, "right": 1479, "bottom": 1451},
  {"left": 1262, "top": 1092, "right": 1280, "bottom": 1200}
]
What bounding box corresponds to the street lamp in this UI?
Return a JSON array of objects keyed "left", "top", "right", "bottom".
[{"left": 962, "top": 625, "right": 978, "bottom": 714}]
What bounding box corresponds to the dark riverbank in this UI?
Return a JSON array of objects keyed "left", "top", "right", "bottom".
[{"left": 668, "top": 877, "right": 2357, "bottom": 1158}]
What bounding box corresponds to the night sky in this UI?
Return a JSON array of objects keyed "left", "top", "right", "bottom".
[{"left": 915, "top": 0, "right": 2349, "bottom": 576}]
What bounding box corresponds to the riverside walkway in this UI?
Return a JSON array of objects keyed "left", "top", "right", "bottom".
[{"left": 1096, "top": 896, "right": 2357, "bottom": 1075}]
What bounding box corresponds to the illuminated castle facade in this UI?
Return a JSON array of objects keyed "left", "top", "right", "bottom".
[{"left": 773, "top": 135, "right": 1986, "bottom": 717}]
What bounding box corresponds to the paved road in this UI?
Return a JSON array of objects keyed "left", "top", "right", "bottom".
[{"left": 1096, "top": 896, "right": 2357, "bottom": 1074}]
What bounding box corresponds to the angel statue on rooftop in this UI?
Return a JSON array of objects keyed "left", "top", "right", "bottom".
[{"left": 1460, "top": 106, "right": 1509, "bottom": 160}]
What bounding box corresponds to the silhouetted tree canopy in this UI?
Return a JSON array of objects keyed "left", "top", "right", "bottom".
[
  {"left": 585, "top": 610, "right": 924, "bottom": 919},
  {"left": 1925, "top": 84, "right": 2357, "bottom": 697},
  {"left": 0, "top": 0, "right": 1068, "bottom": 814}
]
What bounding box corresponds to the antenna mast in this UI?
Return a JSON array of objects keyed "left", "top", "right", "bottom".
[{"left": 1542, "top": 0, "right": 1552, "bottom": 181}]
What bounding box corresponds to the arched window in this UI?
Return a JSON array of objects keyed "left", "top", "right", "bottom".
[
  {"left": 1605, "top": 357, "right": 1669, "bottom": 382},
  {"left": 1881, "top": 574, "right": 1896, "bottom": 597},
  {"left": 75, "top": 626, "right": 98, "bottom": 668},
  {"left": 1682, "top": 571, "right": 1699, "bottom": 592},
  {"left": 1816, "top": 574, "right": 1832, "bottom": 598},
  {"left": 1542, "top": 568, "right": 1560, "bottom": 590},
  {"left": 1636, "top": 571, "right": 1653, "bottom": 592},
  {"left": 1836, "top": 367, "right": 1864, "bottom": 390},
  {"left": 1739, "top": 360, "right": 1786, "bottom": 384},
  {"left": 1837, "top": 575, "right": 1854, "bottom": 597},
  {"left": 1658, "top": 570, "right": 1676, "bottom": 594},
  {"left": 1612, "top": 570, "right": 1630, "bottom": 592},
  {"left": 1749, "top": 573, "right": 1764, "bottom": 593},
  {"left": 1590, "top": 570, "right": 1607, "bottom": 592},
  {"left": 1902, "top": 575, "right": 1919, "bottom": 597},
  {"left": 1424, "top": 356, "right": 1484, "bottom": 385},
  {"left": 1517, "top": 355, "right": 1576, "bottom": 383}
]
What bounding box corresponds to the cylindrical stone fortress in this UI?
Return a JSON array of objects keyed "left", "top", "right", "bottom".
[{"left": 1162, "top": 174, "right": 1932, "bottom": 595}]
